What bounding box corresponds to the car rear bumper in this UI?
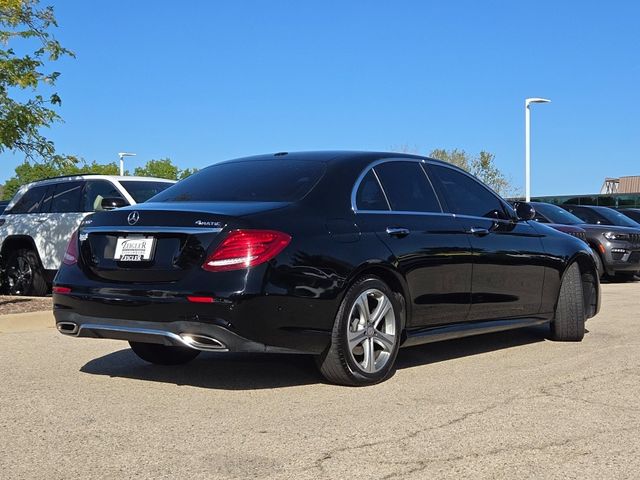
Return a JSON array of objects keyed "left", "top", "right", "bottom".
[{"left": 54, "top": 309, "right": 309, "bottom": 354}]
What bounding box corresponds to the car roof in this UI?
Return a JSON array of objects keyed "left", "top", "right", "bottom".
[
  {"left": 24, "top": 174, "right": 176, "bottom": 187},
  {"left": 564, "top": 204, "right": 615, "bottom": 211},
  {"left": 210, "top": 150, "right": 452, "bottom": 167}
]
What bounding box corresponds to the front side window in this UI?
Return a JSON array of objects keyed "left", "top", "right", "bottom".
[
  {"left": 6, "top": 185, "right": 49, "bottom": 214},
  {"left": 355, "top": 170, "right": 388, "bottom": 211},
  {"left": 428, "top": 164, "right": 508, "bottom": 219},
  {"left": 50, "top": 181, "right": 83, "bottom": 213},
  {"left": 83, "top": 180, "right": 126, "bottom": 211},
  {"left": 374, "top": 162, "right": 441, "bottom": 213}
]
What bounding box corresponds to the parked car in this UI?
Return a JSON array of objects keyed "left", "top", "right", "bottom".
[
  {"left": 0, "top": 175, "right": 175, "bottom": 295},
  {"left": 562, "top": 204, "right": 640, "bottom": 228},
  {"left": 533, "top": 203, "right": 640, "bottom": 280},
  {"left": 512, "top": 202, "right": 588, "bottom": 242},
  {"left": 619, "top": 208, "right": 640, "bottom": 224},
  {"left": 53, "top": 151, "right": 599, "bottom": 386}
]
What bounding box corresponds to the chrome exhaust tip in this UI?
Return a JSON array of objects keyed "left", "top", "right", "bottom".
[
  {"left": 179, "top": 333, "right": 227, "bottom": 351},
  {"left": 57, "top": 322, "right": 79, "bottom": 335}
]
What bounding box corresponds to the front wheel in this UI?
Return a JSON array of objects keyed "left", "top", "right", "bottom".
[
  {"left": 317, "top": 276, "right": 402, "bottom": 386},
  {"left": 550, "top": 263, "right": 585, "bottom": 342},
  {"left": 129, "top": 342, "right": 201, "bottom": 365}
]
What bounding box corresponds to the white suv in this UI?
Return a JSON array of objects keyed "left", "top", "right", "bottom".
[{"left": 0, "top": 175, "right": 175, "bottom": 295}]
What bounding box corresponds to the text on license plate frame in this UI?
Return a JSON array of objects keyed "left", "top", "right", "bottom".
[{"left": 114, "top": 236, "right": 156, "bottom": 262}]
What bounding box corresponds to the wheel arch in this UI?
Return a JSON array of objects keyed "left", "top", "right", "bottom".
[
  {"left": 342, "top": 262, "right": 411, "bottom": 331},
  {"left": 560, "top": 251, "right": 600, "bottom": 319},
  {"left": 0, "top": 235, "right": 43, "bottom": 267}
]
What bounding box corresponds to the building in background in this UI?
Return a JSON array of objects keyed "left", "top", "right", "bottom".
[{"left": 513, "top": 176, "right": 640, "bottom": 208}]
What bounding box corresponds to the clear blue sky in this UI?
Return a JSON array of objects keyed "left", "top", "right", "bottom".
[{"left": 2, "top": 0, "right": 639, "bottom": 196}]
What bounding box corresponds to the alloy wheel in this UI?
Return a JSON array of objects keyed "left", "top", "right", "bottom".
[
  {"left": 7, "top": 255, "right": 33, "bottom": 295},
  {"left": 346, "top": 288, "right": 397, "bottom": 374}
]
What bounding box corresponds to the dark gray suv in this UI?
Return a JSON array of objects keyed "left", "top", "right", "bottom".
[{"left": 531, "top": 202, "right": 640, "bottom": 280}]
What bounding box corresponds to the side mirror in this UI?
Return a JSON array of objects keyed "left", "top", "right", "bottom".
[
  {"left": 513, "top": 202, "right": 536, "bottom": 221},
  {"left": 101, "top": 197, "right": 128, "bottom": 211}
]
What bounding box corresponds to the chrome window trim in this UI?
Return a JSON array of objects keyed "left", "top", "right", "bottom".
[
  {"left": 418, "top": 163, "right": 444, "bottom": 212},
  {"left": 370, "top": 168, "right": 391, "bottom": 210},
  {"left": 356, "top": 210, "right": 455, "bottom": 218},
  {"left": 80, "top": 226, "right": 223, "bottom": 235},
  {"left": 351, "top": 158, "right": 445, "bottom": 215}
]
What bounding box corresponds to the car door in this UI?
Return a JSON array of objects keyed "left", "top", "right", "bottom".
[
  {"left": 427, "top": 163, "right": 546, "bottom": 321},
  {"left": 353, "top": 160, "right": 473, "bottom": 327},
  {"left": 38, "top": 181, "right": 88, "bottom": 270}
]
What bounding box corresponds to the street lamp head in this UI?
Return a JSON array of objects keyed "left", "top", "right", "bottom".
[
  {"left": 525, "top": 97, "right": 551, "bottom": 107},
  {"left": 118, "top": 152, "right": 136, "bottom": 159}
]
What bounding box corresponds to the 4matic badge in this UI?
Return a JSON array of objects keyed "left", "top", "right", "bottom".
[{"left": 194, "top": 220, "right": 224, "bottom": 228}]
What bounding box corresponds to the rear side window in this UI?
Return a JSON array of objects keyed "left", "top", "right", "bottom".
[
  {"left": 6, "top": 185, "right": 49, "bottom": 214},
  {"left": 50, "top": 181, "right": 83, "bottom": 213},
  {"left": 428, "top": 164, "right": 508, "bottom": 219},
  {"left": 374, "top": 162, "right": 441, "bottom": 213},
  {"left": 83, "top": 180, "right": 126, "bottom": 212},
  {"left": 355, "top": 170, "right": 388, "bottom": 211},
  {"left": 150, "top": 160, "right": 325, "bottom": 203}
]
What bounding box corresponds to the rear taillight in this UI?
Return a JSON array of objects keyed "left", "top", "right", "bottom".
[
  {"left": 63, "top": 230, "right": 79, "bottom": 266},
  {"left": 53, "top": 286, "right": 72, "bottom": 294},
  {"left": 202, "top": 229, "right": 291, "bottom": 272}
]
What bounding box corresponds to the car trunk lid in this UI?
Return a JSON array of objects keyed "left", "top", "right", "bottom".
[{"left": 78, "top": 201, "right": 288, "bottom": 282}]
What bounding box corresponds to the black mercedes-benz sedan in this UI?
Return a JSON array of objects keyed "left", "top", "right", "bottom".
[{"left": 53, "top": 151, "right": 600, "bottom": 386}]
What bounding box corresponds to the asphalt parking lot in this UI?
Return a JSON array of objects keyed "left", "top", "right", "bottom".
[{"left": 1, "top": 283, "right": 639, "bottom": 480}]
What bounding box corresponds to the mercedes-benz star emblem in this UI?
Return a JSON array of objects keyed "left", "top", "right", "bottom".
[{"left": 127, "top": 211, "right": 140, "bottom": 225}]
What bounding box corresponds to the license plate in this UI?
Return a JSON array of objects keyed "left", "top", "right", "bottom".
[{"left": 114, "top": 236, "right": 155, "bottom": 261}]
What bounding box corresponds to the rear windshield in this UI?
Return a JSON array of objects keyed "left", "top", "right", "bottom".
[
  {"left": 150, "top": 160, "right": 325, "bottom": 203},
  {"left": 120, "top": 181, "right": 174, "bottom": 203}
]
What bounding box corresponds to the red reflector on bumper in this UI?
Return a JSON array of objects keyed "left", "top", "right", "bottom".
[
  {"left": 187, "top": 296, "right": 215, "bottom": 303},
  {"left": 53, "top": 286, "right": 72, "bottom": 294}
]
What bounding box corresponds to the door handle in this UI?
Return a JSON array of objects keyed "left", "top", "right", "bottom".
[
  {"left": 35, "top": 218, "right": 47, "bottom": 223},
  {"left": 466, "top": 227, "right": 490, "bottom": 236},
  {"left": 386, "top": 227, "right": 410, "bottom": 237}
]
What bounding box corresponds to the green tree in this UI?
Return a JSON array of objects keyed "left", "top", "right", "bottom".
[
  {"left": 133, "top": 158, "right": 196, "bottom": 180},
  {"left": 1, "top": 0, "right": 74, "bottom": 162},
  {"left": 2, "top": 156, "right": 119, "bottom": 199},
  {"left": 428, "top": 148, "right": 511, "bottom": 195}
]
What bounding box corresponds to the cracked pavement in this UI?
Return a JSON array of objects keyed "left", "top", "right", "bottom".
[{"left": 1, "top": 282, "right": 639, "bottom": 479}]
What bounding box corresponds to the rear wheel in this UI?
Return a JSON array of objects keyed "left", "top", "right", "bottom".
[
  {"left": 317, "top": 276, "right": 401, "bottom": 386},
  {"left": 4, "top": 248, "right": 48, "bottom": 296},
  {"left": 129, "top": 342, "right": 201, "bottom": 365},
  {"left": 550, "top": 263, "right": 585, "bottom": 342}
]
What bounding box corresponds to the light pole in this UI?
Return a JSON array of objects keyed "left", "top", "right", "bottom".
[
  {"left": 118, "top": 152, "right": 136, "bottom": 176},
  {"left": 525, "top": 97, "right": 551, "bottom": 202}
]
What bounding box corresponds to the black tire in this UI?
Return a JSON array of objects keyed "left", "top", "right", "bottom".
[
  {"left": 590, "top": 248, "right": 605, "bottom": 279},
  {"left": 3, "top": 248, "right": 49, "bottom": 296},
  {"left": 317, "top": 276, "right": 402, "bottom": 386},
  {"left": 581, "top": 271, "right": 598, "bottom": 319},
  {"left": 550, "top": 262, "right": 585, "bottom": 341},
  {"left": 129, "top": 342, "right": 201, "bottom": 365}
]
